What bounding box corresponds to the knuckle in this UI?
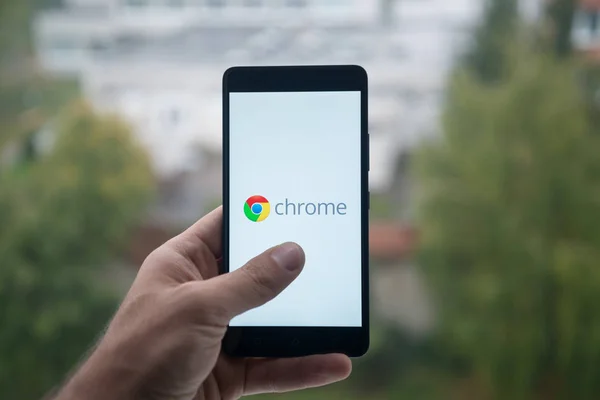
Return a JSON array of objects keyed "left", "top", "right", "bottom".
[
  {"left": 187, "top": 234, "right": 215, "bottom": 265},
  {"left": 142, "top": 246, "right": 164, "bottom": 267},
  {"left": 241, "top": 260, "right": 279, "bottom": 301},
  {"left": 140, "top": 245, "right": 177, "bottom": 273},
  {"left": 160, "top": 235, "right": 218, "bottom": 280},
  {"left": 173, "top": 282, "right": 229, "bottom": 326},
  {"left": 202, "top": 292, "right": 231, "bottom": 325}
]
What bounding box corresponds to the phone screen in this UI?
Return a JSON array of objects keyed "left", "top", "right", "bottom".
[{"left": 228, "top": 91, "right": 363, "bottom": 328}]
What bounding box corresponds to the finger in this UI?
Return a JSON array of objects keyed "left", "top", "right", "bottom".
[
  {"left": 162, "top": 207, "right": 223, "bottom": 280},
  {"left": 203, "top": 242, "right": 305, "bottom": 319},
  {"left": 183, "top": 206, "right": 223, "bottom": 258},
  {"left": 244, "top": 354, "right": 352, "bottom": 396}
]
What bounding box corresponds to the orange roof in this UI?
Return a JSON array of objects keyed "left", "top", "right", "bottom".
[
  {"left": 580, "top": 0, "right": 600, "bottom": 8},
  {"left": 369, "top": 224, "right": 417, "bottom": 262},
  {"left": 577, "top": 47, "right": 600, "bottom": 63},
  {"left": 584, "top": 48, "right": 600, "bottom": 59}
]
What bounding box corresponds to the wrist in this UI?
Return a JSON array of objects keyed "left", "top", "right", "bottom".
[{"left": 56, "top": 344, "right": 141, "bottom": 400}]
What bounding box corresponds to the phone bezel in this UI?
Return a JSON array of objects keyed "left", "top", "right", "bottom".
[{"left": 222, "top": 65, "right": 369, "bottom": 358}]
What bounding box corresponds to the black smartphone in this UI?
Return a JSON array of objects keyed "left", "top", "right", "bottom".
[{"left": 222, "top": 65, "right": 369, "bottom": 358}]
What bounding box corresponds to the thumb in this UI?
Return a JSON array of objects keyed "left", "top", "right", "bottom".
[{"left": 207, "top": 242, "right": 305, "bottom": 319}]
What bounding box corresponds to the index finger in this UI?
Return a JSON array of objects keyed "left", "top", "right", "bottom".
[
  {"left": 183, "top": 205, "right": 223, "bottom": 258},
  {"left": 244, "top": 354, "right": 352, "bottom": 396}
]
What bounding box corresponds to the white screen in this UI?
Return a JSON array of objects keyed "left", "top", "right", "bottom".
[{"left": 229, "top": 91, "right": 362, "bottom": 327}]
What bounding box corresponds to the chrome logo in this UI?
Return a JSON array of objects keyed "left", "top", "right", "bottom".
[{"left": 244, "top": 195, "right": 271, "bottom": 222}]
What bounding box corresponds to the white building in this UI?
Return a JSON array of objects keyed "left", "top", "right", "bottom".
[
  {"left": 35, "top": 0, "right": 382, "bottom": 76},
  {"left": 572, "top": 0, "right": 600, "bottom": 55},
  {"left": 34, "top": 0, "right": 484, "bottom": 198}
]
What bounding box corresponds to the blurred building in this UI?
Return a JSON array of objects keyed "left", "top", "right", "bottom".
[
  {"left": 30, "top": 0, "right": 493, "bottom": 337},
  {"left": 34, "top": 0, "right": 482, "bottom": 201},
  {"left": 572, "top": 0, "right": 600, "bottom": 61},
  {"left": 33, "top": 0, "right": 482, "bottom": 332}
]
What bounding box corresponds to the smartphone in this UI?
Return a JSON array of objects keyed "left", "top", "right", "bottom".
[{"left": 222, "top": 65, "right": 369, "bottom": 358}]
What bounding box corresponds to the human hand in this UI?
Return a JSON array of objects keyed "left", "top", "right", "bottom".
[{"left": 55, "top": 207, "right": 351, "bottom": 400}]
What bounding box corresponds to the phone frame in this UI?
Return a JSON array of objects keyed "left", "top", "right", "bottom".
[{"left": 222, "top": 65, "right": 369, "bottom": 358}]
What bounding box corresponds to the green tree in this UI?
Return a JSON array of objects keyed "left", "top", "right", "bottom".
[
  {"left": 0, "top": 0, "right": 78, "bottom": 151},
  {"left": 0, "top": 0, "right": 154, "bottom": 398},
  {"left": 463, "top": 0, "right": 518, "bottom": 84},
  {"left": 415, "top": 51, "right": 600, "bottom": 399},
  {"left": 546, "top": 0, "right": 577, "bottom": 58},
  {"left": 0, "top": 102, "right": 154, "bottom": 399}
]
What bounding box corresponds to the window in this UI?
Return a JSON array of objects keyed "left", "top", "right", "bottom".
[
  {"left": 49, "top": 38, "right": 77, "bottom": 50},
  {"left": 125, "top": 0, "right": 149, "bottom": 6},
  {"left": 167, "top": 0, "right": 185, "bottom": 7},
  {"left": 573, "top": 8, "right": 600, "bottom": 47},
  {"left": 575, "top": 9, "right": 600, "bottom": 34},
  {"left": 320, "top": 0, "right": 349, "bottom": 4},
  {"left": 207, "top": 0, "right": 225, "bottom": 7},
  {"left": 286, "top": 0, "right": 307, "bottom": 7},
  {"left": 115, "top": 35, "right": 139, "bottom": 51},
  {"left": 159, "top": 105, "right": 184, "bottom": 130},
  {"left": 168, "top": 109, "right": 181, "bottom": 126},
  {"left": 590, "top": 10, "right": 599, "bottom": 33},
  {"left": 89, "top": 40, "right": 109, "bottom": 52}
]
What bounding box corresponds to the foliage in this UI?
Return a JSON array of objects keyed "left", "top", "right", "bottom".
[
  {"left": 0, "top": 102, "right": 154, "bottom": 399},
  {"left": 0, "top": 0, "right": 31, "bottom": 62},
  {"left": 546, "top": 0, "right": 577, "bottom": 58},
  {"left": 463, "top": 0, "right": 518, "bottom": 84},
  {"left": 0, "top": 0, "right": 79, "bottom": 148},
  {"left": 415, "top": 50, "right": 600, "bottom": 399},
  {"left": 370, "top": 192, "right": 395, "bottom": 219}
]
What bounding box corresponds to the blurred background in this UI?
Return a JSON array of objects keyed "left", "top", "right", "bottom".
[{"left": 1, "top": 0, "right": 600, "bottom": 398}]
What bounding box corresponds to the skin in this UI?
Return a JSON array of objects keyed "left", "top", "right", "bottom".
[{"left": 54, "top": 207, "right": 352, "bottom": 400}]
